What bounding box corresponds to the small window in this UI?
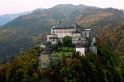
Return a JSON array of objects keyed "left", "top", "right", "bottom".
[
  {"left": 53, "top": 39, "right": 54, "bottom": 41},
  {"left": 79, "top": 38, "right": 80, "bottom": 40}
]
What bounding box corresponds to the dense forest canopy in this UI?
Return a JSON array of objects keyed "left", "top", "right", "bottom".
[{"left": 0, "top": 39, "right": 124, "bottom": 82}]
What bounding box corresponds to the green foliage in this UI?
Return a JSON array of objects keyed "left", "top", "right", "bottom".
[
  {"left": 51, "top": 46, "right": 74, "bottom": 56},
  {"left": 44, "top": 40, "right": 124, "bottom": 82},
  {"left": 0, "top": 46, "right": 42, "bottom": 82},
  {"left": 62, "top": 36, "right": 72, "bottom": 51},
  {"left": 0, "top": 40, "right": 124, "bottom": 82}
]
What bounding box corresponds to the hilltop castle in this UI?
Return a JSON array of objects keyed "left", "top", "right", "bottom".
[
  {"left": 46, "top": 23, "right": 97, "bottom": 55},
  {"left": 39, "top": 23, "right": 97, "bottom": 69}
]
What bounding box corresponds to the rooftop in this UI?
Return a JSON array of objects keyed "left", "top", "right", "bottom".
[
  {"left": 85, "top": 29, "right": 91, "bottom": 31},
  {"left": 72, "top": 30, "right": 81, "bottom": 33},
  {"left": 76, "top": 44, "right": 88, "bottom": 48},
  {"left": 42, "top": 47, "right": 51, "bottom": 54},
  {"left": 49, "top": 37, "right": 58, "bottom": 39},
  {"left": 52, "top": 26, "right": 75, "bottom": 29},
  {"left": 42, "top": 42, "right": 46, "bottom": 45},
  {"left": 52, "top": 23, "right": 76, "bottom": 29}
]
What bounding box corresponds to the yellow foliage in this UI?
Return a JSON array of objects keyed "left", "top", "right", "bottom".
[
  {"left": 66, "top": 58, "right": 72, "bottom": 66},
  {"left": 122, "top": 30, "right": 124, "bottom": 35}
]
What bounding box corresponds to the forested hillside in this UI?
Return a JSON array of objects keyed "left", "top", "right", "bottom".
[
  {"left": 0, "top": 4, "right": 123, "bottom": 60},
  {"left": 0, "top": 40, "right": 124, "bottom": 82}
]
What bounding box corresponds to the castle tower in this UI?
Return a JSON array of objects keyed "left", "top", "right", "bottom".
[{"left": 38, "top": 47, "right": 51, "bottom": 69}]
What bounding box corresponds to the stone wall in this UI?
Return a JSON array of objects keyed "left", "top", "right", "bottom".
[{"left": 51, "top": 27, "right": 76, "bottom": 38}]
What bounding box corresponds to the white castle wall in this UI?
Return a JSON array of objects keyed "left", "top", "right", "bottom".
[
  {"left": 72, "top": 33, "right": 81, "bottom": 37},
  {"left": 51, "top": 27, "right": 76, "bottom": 38},
  {"left": 76, "top": 47, "right": 85, "bottom": 56},
  {"left": 49, "top": 27, "right": 92, "bottom": 45},
  {"left": 47, "top": 34, "right": 57, "bottom": 41},
  {"left": 81, "top": 29, "right": 90, "bottom": 37},
  {"left": 89, "top": 47, "right": 97, "bottom": 54},
  {"left": 49, "top": 38, "right": 58, "bottom": 45}
]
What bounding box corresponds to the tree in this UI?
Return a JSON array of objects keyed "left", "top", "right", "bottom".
[{"left": 62, "top": 36, "right": 72, "bottom": 51}]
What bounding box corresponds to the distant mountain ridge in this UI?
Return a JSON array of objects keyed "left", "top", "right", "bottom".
[
  {"left": 0, "top": 11, "right": 32, "bottom": 26},
  {"left": 0, "top": 4, "right": 124, "bottom": 59}
]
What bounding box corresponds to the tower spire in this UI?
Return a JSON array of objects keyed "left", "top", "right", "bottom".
[{"left": 57, "top": 20, "right": 61, "bottom": 25}]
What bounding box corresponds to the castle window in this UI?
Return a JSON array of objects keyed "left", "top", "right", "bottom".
[
  {"left": 53, "top": 39, "right": 54, "bottom": 41},
  {"left": 85, "top": 33, "right": 86, "bottom": 36}
]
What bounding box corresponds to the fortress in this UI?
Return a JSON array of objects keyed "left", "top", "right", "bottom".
[
  {"left": 39, "top": 23, "right": 97, "bottom": 68},
  {"left": 47, "top": 23, "right": 97, "bottom": 55}
]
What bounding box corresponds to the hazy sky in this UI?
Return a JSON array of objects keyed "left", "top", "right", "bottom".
[{"left": 0, "top": 0, "right": 124, "bottom": 15}]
